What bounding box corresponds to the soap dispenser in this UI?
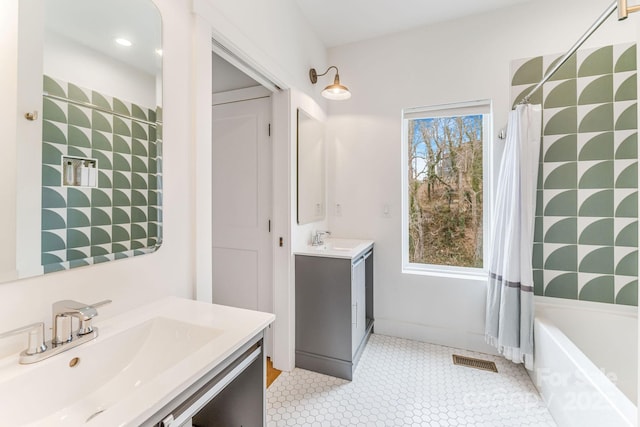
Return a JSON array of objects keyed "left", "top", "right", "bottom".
[
  {"left": 79, "top": 161, "right": 90, "bottom": 186},
  {"left": 64, "top": 160, "right": 74, "bottom": 186},
  {"left": 88, "top": 162, "right": 97, "bottom": 187}
]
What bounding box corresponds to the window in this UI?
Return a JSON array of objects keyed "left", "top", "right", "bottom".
[{"left": 402, "top": 101, "right": 491, "bottom": 274}]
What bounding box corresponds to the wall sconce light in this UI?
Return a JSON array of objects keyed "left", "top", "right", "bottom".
[{"left": 309, "top": 66, "right": 351, "bottom": 100}]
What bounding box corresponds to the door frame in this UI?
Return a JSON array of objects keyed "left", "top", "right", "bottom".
[{"left": 193, "top": 16, "right": 295, "bottom": 371}]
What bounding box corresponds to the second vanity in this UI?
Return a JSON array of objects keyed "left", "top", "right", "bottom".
[
  {"left": 0, "top": 297, "right": 274, "bottom": 426},
  {"left": 294, "top": 238, "right": 374, "bottom": 380}
]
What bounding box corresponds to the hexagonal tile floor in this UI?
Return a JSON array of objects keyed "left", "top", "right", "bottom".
[{"left": 267, "top": 334, "right": 556, "bottom": 426}]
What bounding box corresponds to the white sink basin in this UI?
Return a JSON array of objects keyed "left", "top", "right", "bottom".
[
  {"left": 314, "top": 239, "right": 364, "bottom": 251},
  {"left": 0, "top": 298, "right": 275, "bottom": 426},
  {"left": 295, "top": 238, "right": 374, "bottom": 259},
  {"left": 0, "top": 317, "right": 222, "bottom": 426}
]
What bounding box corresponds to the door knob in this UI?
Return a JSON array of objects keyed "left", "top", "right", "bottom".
[{"left": 24, "top": 111, "right": 38, "bottom": 121}]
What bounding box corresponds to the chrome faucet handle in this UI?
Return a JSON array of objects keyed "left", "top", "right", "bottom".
[
  {"left": 76, "top": 300, "right": 111, "bottom": 336},
  {"left": 52, "top": 299, "right": 112, "bottom": 343},
  {"left": 0, "top": 322, "right": 47, "bottom": 355},
  {"left": 90, "top": 299, "right": 112, "bottom": 309},
  {"left": 53, "top": 299, "right": 111, "bottom": 319},
  {"left": 53, "top": 300, "right": 95, "bottom": 320}
]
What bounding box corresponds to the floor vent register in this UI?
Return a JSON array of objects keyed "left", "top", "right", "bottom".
[{"left": 452, "top": 354, "right": 498, "bottom": 373}]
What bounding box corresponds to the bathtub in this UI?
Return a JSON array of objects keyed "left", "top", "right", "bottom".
[{"left": 530, "top": 298, "right": 637, "bottom": 426}]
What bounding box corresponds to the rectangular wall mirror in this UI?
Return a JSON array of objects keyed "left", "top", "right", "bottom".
[
  {"left": 296, "top": 108, "right": 325, "bottom": 225},
  {"left": 2, "top": 0, "right": 163, "bottom": 284}
]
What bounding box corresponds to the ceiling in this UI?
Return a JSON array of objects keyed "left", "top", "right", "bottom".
[
  {"left": 46, "top": 0, "right": 162, "bottom": 75},
  {"left": 295, "top": 0, "right": 534, "bottom": 48}
]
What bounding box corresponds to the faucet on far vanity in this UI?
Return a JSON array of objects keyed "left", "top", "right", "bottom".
[
  {"left": 0, "top": 299, "right": 111, "bottom": 364},
  {"left": 311, "top": 230, "right": 331, "bottom": 246}
]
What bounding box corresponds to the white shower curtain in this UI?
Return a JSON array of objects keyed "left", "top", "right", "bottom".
[{"left": 485, "top": 104, "right": 542, "bottom": 370}]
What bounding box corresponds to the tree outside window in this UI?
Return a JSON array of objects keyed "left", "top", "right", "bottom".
[{"left": 407, "top": 114, "right": 484, "bottom": 268}]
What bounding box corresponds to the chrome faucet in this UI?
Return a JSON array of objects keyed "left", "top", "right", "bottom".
[
  {"left": 0, "top": 299, "right": 111, "bottom": 364},
  {"left": 52, "top": 299, "right": 110, "bottom": 345},
  {"left": 312, "top": 230, "right": 331, "bottom": 246}
]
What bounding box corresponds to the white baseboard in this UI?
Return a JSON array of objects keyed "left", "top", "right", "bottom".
[{"left": 374, "top": 318, "right": 498, "bottom": 355}]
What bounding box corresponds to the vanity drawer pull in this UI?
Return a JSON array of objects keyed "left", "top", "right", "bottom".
[
  {"left": 352, "top": 249, "right": 373, "bottom": 268},
  {"left": 160, "top": 414, "right": 175, "bottom": 427},
  {"left": 352, "top": 257, "right": 365, "bottom": 268}
]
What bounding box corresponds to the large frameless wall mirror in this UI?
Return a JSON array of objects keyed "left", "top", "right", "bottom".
[
  {"left": 4, "top": 0, "right": 162, "bottom": 284},
  {"left": 296, "top": 108, "right": 325, "bottom": 225}
]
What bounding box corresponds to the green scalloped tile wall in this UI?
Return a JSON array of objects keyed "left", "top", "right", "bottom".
[
  {"left": 511, "top": 43, "right": 638, "bottom": 306},
  {"left": 41, "top": 75, "right": 163, "bottom": 273}
]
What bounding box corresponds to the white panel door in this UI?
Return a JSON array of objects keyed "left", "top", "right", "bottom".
[{"left": 212, "top": 96, "right": 272, "bottom": 321}]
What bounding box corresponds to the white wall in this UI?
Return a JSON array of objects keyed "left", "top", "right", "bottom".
[
  {"left": 326, "top": 0, "right": 637, "bottom": 352},
  {"left": 193, "top": 0, "right": 327, "bottom": 97},
  {"left": 0, "top": 0, "right": 195, "bottom": 356}
]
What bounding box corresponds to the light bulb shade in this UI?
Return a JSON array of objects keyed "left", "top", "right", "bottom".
[
  {"left": 321, "top": 73, "right": 351, "bottom": 100},
  {"left": 322, "top": 83, "right": 351, "bottom": 100}
]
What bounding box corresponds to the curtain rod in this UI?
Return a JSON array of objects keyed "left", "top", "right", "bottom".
[{"left": 516, "top": 0, "right": 619, "bottom": 107}]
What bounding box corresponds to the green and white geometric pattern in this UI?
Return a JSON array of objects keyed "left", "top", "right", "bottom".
[
  {"left": 511, "top": 43, "right": 637, "bottom": 306},
  {"left": 41, "top": 75, "right": 163, "bottom": 274}
]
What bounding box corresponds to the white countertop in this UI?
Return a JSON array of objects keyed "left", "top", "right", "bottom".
[
  {"left": 0, "top": 296, "right": 274, "bottom": 427},
  {"left": 98, "top": 297, "right": 274, "bottom": 426},
  {"left": 294, "top": 238, "right": 374, "bottom": 260}
]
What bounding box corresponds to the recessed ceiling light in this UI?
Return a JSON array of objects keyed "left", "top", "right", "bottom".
[
  {"left": 115, "top": 38, "right": 132, "bottom": 47},
  {"left": 155, "top": 49, "right": 163, "bottom": 56}
]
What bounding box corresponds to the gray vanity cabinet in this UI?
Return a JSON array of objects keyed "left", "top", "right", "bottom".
[
  {"left": 147, "top": 334, "right": 265, "bottom": 427},
  {"left": 295, "top": 248, "right": 374, "bottom": 380}
]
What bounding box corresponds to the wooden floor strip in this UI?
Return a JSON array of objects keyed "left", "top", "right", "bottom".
[{"left": 267, "top": 357, "right": 282, "bottom": 388}]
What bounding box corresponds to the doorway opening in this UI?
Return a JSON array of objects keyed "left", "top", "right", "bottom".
[{"left": 211, "top": 51, "right": 275, "bottom": 357}]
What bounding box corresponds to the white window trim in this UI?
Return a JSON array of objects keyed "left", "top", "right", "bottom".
[{"left": 401, "top": 99, "right": 493, "bottom": 278}]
